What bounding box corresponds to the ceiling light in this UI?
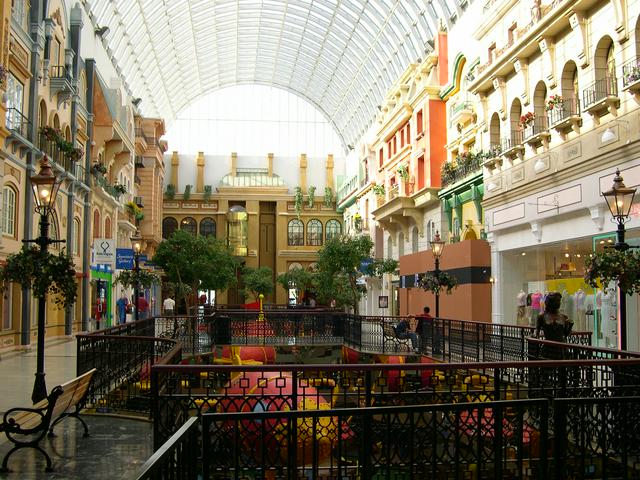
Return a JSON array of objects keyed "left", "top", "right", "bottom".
[
  {"left": 607, "top": 239, "right": 613, "bottom": 243},
  {"left": 599, "top": 240, "right": 605, "bottom": 244},
  {"left": 601, "top": 127, "right": 616, "bottom": 143},
  {"left": 521, "top": 252, "right": 526, "bottom": 256},
  {"left": 576, "top": 254, "right": 581, "bottom": 258},
  {"left": 564, "top": 253, "right": 570, "bottom": 258}
]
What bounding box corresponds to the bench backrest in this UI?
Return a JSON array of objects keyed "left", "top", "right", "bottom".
[
  {"left": 50, "top": 368, "right": 97, "bottom": 420},
  {"left": 383, "top": 323, "right": 397, "bottom": 338}
]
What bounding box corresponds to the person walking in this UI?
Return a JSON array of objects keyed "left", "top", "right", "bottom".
[
  {"left": 116, "top": 292, "right": 129, "bottom": 325},
  {"left": 163, "top": 295, "right": 176, "bottom": 315},
  {"left": 136, "top": 293, "right": 150, "bottom": 320}
]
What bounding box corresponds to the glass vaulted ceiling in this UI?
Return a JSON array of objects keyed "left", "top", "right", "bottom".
[{"left": 87, "top": 0, "right": 466, "bottom": 152}]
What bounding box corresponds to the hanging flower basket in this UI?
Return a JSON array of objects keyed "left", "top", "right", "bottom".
[
  {"left": 419, "top": 271, "right": 458, "bottom": 295},
  {"left": 372, "top": 184, "right": 385, "bottom": 197},
  {"left": 519, "top": 112, "right": 535, "bottom": 128},
  {"left": 545, "top": 95, "right": 563, "bottom": 111},
  {"left": 585, "top": 249, "right": 640, "bottom": 294},
  {"left": 91, "top": 163, "right": 107, "bottom": 175}
]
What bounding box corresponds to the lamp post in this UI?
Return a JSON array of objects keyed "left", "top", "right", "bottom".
[
  {"left": 28, "top": 155, "right": 63, "bottom": 403},
  {"left": 131, "top": 229, "right": 142, "bottom": 322},
  {"left": 430, "top": 230, "right": 446, "bottom": 318},
  {"left": 602, "top": 169, "right": 637, "bottom": 351}
]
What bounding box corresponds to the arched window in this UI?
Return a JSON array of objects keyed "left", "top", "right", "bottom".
[
  {"left": 489, "top": 112, "right": 500, "bottom": 151},
  {"left": 200, "top": 217, "right": 216, "bottom": 237},
  {"left": 398, "top": 232, "right": 404, "bottom": 257},
  {"left": 93, "top": 210, "right": 100, "bottom": 240},
  {"left": 73, "top": 218, "right": 81, "bottom": 255},
  {"left": 325, "top": 219, "right": 341, "bottom": 241},
  {"left": 288, "top": 219, "right": 304, "bottom": 246},
  {"left": 508, "top": 98, "right": 523, "bottom": 147},
  {"left": 162, "top": 217, "right": 178, "bottom": 239},
  {"left": 412, "top": 227, "right": 419, "bottom": 254},
  {"left": 2, "top": 186, "right": 16, "bottom": 237},
  {"left": 104, "top": 216, "right": 111, "bottom": 238},
  {"left": 307, "top": 219, "right": 323, "bottom": 246},
  {"left": 180, "top": 217, "right": 197, "bottom": 235}
]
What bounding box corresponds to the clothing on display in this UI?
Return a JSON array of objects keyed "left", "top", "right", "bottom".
[
  {"left": 602, "top": 287, "right": 617, "bottom": 348},
  {"left": 516, "top": 290, "right": 527, "bottom": 325},
  {"left": 574, "top": 289, "right": 586, "bottom": 332}
]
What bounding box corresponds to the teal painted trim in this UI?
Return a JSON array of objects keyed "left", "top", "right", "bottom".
[
  {"left": 336, "top": 196, "right": 356, "bottom": 213},
  {"left": 438, "top": 171, "right": 483, "bottom": 199}
]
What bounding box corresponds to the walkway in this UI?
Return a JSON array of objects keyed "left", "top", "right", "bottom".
[{"left": 0, "top": 338, "right": 152, "bottom": 479}]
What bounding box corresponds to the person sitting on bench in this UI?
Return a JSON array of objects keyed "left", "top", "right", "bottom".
[{"left": 395, "top": 316, "right": 419, "bottom": 351}]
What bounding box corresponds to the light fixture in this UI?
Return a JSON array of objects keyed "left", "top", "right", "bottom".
[
  {"left": 564, "top": 253, "right": 570, "bottom": 258},
  {"left": 576, "top": 254, "right": 581, "bottom": 258},
  {"left": 486, "top": 181, "right": 497, "bottom": 192},
  {"left": 430, "top": 231, "right": 445, "bottom": 259},
  {"left": 607, "top": 239, "right": 613, "bottom": 243},
  {"left": 130, "top": 229, "right": 142, "bottom": 253},
  {"left": 521, "top": 252, "right": 526, "bottom": 256},
  {"left": 533, "top": 158, "right": 547, "bottom": 173},
  {"left": 599, "top": 240, "right": 605, "bottom": 245},
  {"left": 601, "top": 127, "right": 616, "bottom": 143},
  {"left": 31, "top": 155, "right": 61, "bottom": 213},
  {"left": 602, "top": 169, "right": 636, "bottom": 220}
]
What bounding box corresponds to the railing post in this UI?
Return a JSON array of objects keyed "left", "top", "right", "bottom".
[
  {"left": 360, "top": 411, "right": 372, "bottom": 480},
  {"left": 553, "top": 399, "right": 567, "bottom": 480}
]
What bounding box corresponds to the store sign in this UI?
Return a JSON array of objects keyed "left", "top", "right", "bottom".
[
  {"left": 93, "top": 239, "right": 115, "bottom": 265},
  {"left": 116, "top": 248, "right": 134, "bottom": 270}
]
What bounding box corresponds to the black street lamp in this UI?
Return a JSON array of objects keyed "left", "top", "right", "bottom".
[
  {"left": 430, "top": 230, "right": 446, "bottom": 318},
  {"left": 602, "top": 169, "right": 637, "bottom": 351},
  {"left": 131, "top": 229, "right": 142, "bottom": 322},
  {"left": 28, "top": 155, "right": 63, "bottom": 403}
]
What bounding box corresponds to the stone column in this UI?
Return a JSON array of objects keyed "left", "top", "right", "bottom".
[
  {"left": 196, "top": 151, "right": 204, "bottom": 192},
  {"left": 231, "top": 152, "right": 237, "bottom": 177},
  {"left": 170, "top": 151, "right": 179, "bottom": 187},
  {"left": 325, "top": 154, "right": 334, "bottom": 190},
  {"left": 267, "top": 153, "right": 273, "bottom": 177},
  {"left": 299, "top": 153, "right": 307, "bottom": 193}
]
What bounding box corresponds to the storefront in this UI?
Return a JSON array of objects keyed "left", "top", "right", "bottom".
[{"left": 90, "top": 265, "right": 113, "bottom": 330}]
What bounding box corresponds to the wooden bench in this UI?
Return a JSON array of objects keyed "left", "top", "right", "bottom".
[
  {"left": 382, "top": 322, "right": 411, "bottom": 351},
  {"left": 0, "top": 368, "right": 97, "bottom": 472}
]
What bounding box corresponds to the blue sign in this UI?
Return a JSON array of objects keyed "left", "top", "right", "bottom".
[
  {"left": 116, "top": 248, "right": 134, "bottom": 270},
  {"left": 359, "top": 258, "right": 373, "bottom": 273}
]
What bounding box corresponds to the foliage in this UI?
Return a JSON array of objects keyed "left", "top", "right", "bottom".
[
  {"left": 125, "top": 201, "right": 144, "bottom": 221},
  {"left": 183, "top": 184, "right": 192, "bottom": 200},
  {"left": 0, "top": 246, "right": 77, "bottom": 308},
  {"left": 545, "top": 94, "right": 563, "bottom": 111},
  {"left": 324, "top": 187, "right": 333, "bottom": 207},
  {"left": 397, "top": 164, "right": 409, "bottom": 181},
  {"left": 419, "top": 271, "right": 458, "bottom": 295},
  {"left": 441, "top": 161, "right": 456, "bottom": 184},
  {"left": 277, "top": 267, "right": 316, "bottom": 302},
  {"left": 114, "top": 268, "right": 161, "bottom": 289},
  {"left": 625, "top": 66, "right": 640, "bottom": 85},
  {"left": 294, "top": 187, "right": 303, "bottom": 219},
  {"left": 241, "top": 266, "right": 274, "bottom": 300},
  {"left": 153, "top": 230, "right": 238, "bottom": 309},
  {"left": 91, "top": 162, "right": 107, "bottom": 175},
  {"left": 585, "top": 249, "right": 640, "bottom": 294},
  {"left": 165, "top": 183, "right": 175, "bottom": 200},
  {"left": 307, "top": 185, "right": 316, "bottom": 208},
  {"left": 39, "top": 127, "right": 83, "bottom": 162},
  {"left": 372, "top": 184, "right": 385, "bottom": 197},
  {"left": 203, "top": 185, "right": 212, "bottom": 202},
  {"left": 163, "top": 281, "right": 193, "bottom": 299},
  {"left": 519, "top": 112, "right": 535, "bottom": 127},
  {"left": 113, "top": 183, "right": 127, "bottom": 195},
  {"left": 315, "top": 235, "right": 397, "bottom": 314}
]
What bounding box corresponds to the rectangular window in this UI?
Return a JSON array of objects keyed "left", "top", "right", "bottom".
[
  {"left": 417, "top": 156, "right": 425, "bottom": 190},
  {"left": 387, "top": 140, "right": 392, "bottom": 159},
  {"left": 392, "top": 136, "right": 397, "bottom": 155},
  {"left": 406, "top": 123, "right": 411, "bottom": 144},
  {"left": 400, "top": 128, "right": 405, "bottom": 147},
  {"left": 417, "top": 110, "right": 423, "bottom": 135},
  {"left": 5, "top": 74, "right": 24, "bottom": 131},
  {"left": 2, "top": 187, "right": 16, "bottom": 237},
  {"left": 379, "top": 148, "right": 383, "bottom": 167},
  {"left": 11, "top": 0, "right": 26, "bottom": 29}
]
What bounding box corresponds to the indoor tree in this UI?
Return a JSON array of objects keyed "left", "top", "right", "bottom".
[
  {"left": 315, "top": 235, "right": 397, "bottom": 314},
  {"left": 152, "top": 229, "right": 238, "bottom": 310},
  {"left": 241, "top": 266, "right": 274, "bottom": 301},
  {"left": 277, "top": 267, "right": 316, "bottom": 304}
]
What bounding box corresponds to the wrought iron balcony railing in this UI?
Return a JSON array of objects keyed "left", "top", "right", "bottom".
[
  {"left": 522, "top": 115, "right": 549, "bottom": 140},
  {"left": 622, "top": 57, "right": 640, "bottom": 88},
  {"left": 5, "top": 107, "right": 30, "bottom": 138},
  {"left": 582, "top": 76, "right": 618, "bottom": 110},
  {"left": 547, "top": 97, "right": 580, "bottom": 126}
]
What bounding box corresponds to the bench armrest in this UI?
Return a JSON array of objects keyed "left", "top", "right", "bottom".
[{"left": 1, "top": 386, "right": 63, "bottom": 435}]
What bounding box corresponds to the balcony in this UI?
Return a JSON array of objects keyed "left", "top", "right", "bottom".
[
  {"left": 135, "top": 155, "right": 145, "bottom": 168},
  {"left": 547, "top": 97, "right": 581, "bottom": 135},
  {"left": 38, "top": 133, "right": 76, "bottom": 175},
  {"left": 336, "top": 174, "right": 359, "bottom": 207},
  {"left": 622, "top": 58, "right": 640, "bottom": 94},
  {"left": 582, "top": 76, "right": 619, "bottom": 119},
  {"left": 5, "top": 108, "right": 32, "bottom": 155},
  {"left": 522, "top": 116, "right": 551, "bottom": 150},
  {"left": 441, "top": 152, "right": 484, "bottom": 187},
  {"left": 500, "top": 130, "right": 524, "bottom": 159},
  {"left": 449, "top": 100, "right": 475, "bottom": 128},
  {"left": 49, "top": 66, "right": 74, "bottom": 102},
  {"left": 135, "top": 128, "right": 150, "bottom": 148}
]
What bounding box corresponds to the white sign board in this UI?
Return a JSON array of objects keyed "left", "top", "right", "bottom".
[{"left": 93, "top": 238, "right": 115, "bottom": 264}]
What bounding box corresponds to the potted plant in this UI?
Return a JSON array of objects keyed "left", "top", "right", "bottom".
[
  {"left": 372, "top": 184, "right": 386, "bottom": 197},
  {"left": 519, "top": 112, "right": 535, "bottom": 128},
  {"left": 441, "top": 161, "right": 456, "bottom": 184},
  {"left": 419, "top": 271, "right": 458, "bottom": 295},
  {"left": 545, "top": 94, "right": 563, "bottom": 111},
  {"left": 625, "top": 66, "right": 640, "bottom": 85},
  {"left": 91, "top": 163, "right": 107, "bottom": 175},
  {"left": 294, "top": 187, "right": 303, "bottom": 219},
  {"left": 353, "top": 212, "right": 363, "bottom": 231},
  {"left": 40, "top": 126, "right": 60, "bottom": 142},
  {"left": 183, "top": 184, "right": 192, "bottom": 200},
  {"left": 203, "top": 185, "right": 212, "bottom": 202},
  {"left": 66, "top": 147, "right": 84, "bottom": 162},
  {"left": 585, "top": 249, "right": 640, "bottom": 294},
  {"left": 324, "top": 187, "right": 333, "bottom": 207},
  {"left": 0, "top": 246, "right": 77, "bottom": 308},
  {"left": 125, "top": 201, "right": 144, "bottom": 221},
  {"left": 165, "top": 183, "right": 176, "bottom": 200},
  {"left": 113, "top": 183, "right": 127, "bottom": 195},
  {"left": 307, "top": 185, "right": 316, "bottom": 208},
  {"left": 397, "top": 164, "right": 409, "bottom": 182}
]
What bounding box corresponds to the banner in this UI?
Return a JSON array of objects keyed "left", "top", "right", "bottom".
[{"left": 93, "top": 238, "right": 115, "bottom": 265}]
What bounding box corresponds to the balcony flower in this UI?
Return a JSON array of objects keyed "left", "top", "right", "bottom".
[
  {"left": 519, "top": 112, "right": 535, "bottom": 128},
  {"left": 545, "top": 94, "right": 563, "bottom": 112}
]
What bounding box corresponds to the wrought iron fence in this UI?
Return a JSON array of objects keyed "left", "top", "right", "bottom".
[
  {"left": 523, "top": 115, "right": 549, "bottom": 139},
  {"left": 622, "top": 57, "right": 640, "bottom": 87},
  {"left": 547, "top": 97, "right": 580, "bottom": 126},
  {"left": 583, "top": 76, "right": 618, "bottom": 110},
  {"left": 5, "top": 107, "right": 30, "bottom": 137},
  {"left": 500, "top": 129, "right": 524, "bottom": 153}
]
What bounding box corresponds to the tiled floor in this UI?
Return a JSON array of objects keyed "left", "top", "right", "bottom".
[{"left": 0, "top": 338, "right": 153, "bottom": 479}]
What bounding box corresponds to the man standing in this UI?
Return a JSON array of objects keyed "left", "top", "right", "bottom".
[
  {"left": 416, "top": 306, "right": 441, "bottom": 354},
  {"left": 136, "top": 293, "right": 150, "bottom": 320},
  {"left": 163, "top": 295, "right": 176, "bottom": 315},
  {"left": 116, "top": 292, "right": 129, "bottom": 325}
]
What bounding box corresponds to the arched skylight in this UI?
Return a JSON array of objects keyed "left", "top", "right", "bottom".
[
  {"left": 85, "top": 0, "right": 467, "bottom": 150},
  {"left": 164, "top": 86, "right": 344, "bottom": 156}
]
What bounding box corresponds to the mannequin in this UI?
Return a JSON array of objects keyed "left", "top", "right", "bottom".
[
  {"left": 595, "top": 289, "right": 603, "bottom": 335},
  {"left": 574, "top": 289, "right": 586, "bottom": 331},
  {"left": 516, "top": 290, "right": 527, "bottom": 325},
  {"left": 530, "top": 290, "right": 543, "bottom": 326}
]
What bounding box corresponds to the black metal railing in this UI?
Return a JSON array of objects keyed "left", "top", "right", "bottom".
[
  {"left": 522, "top": 115, "right": 549, "bottom": 139},
  {"left": 622, "top": 57, "right": 640, "bottom": 88},
  {"left": 583, "top": 76, "right": 618, "bottom": 110},
  {"left": 547, "top": 97, "right": 580, "bottom": 126},
  {"left": 441, "top": 153, "right": 484, "bottom": 187},
  {"left": 500, "top": 129, "right": 523, "bottom": 152},
  {"left": 135, "top": 416, "right": 198, "bottom": 480},
  {"left": 38, "top": 133, "right": 73, "bottom": 172},
  {"left": 5, "top": 107, "right": 30, "bottom": 137}
]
